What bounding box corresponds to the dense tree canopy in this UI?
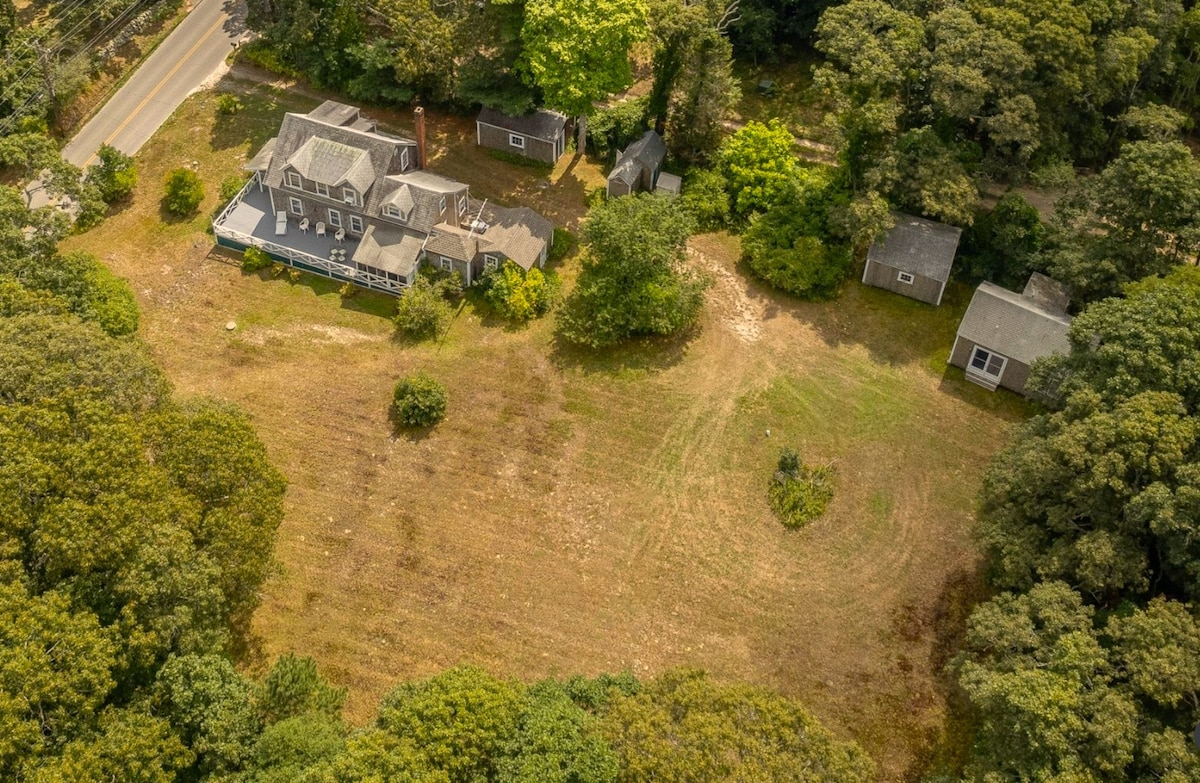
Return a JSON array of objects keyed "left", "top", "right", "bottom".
[{"left": 558, "top": 193, "right": 707, "bottom": 348}]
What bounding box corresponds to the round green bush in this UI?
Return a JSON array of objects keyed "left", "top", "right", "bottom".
[
  {"left": 163, "top": 168, "right": 205, "bottom": 216},
  {"left": 768, "top": 449, "right": 834, "bottom": 528},
  {"left": 242, "top": 247, "right": 273, "bottom": 272},
  {"left": 392, "top": 374, "right": 447, "bottom": 428}
]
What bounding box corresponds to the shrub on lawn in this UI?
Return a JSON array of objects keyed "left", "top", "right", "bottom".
[
  {"left": 769, "top": 448, "right": 834, "bottom": 528},
  {"left": 393, "top": 274, "right": 456, "bottom": 339},
  {"left": 242, "top": 247, "right": 273, "bottom": 272},
  {"left": 392, "top": 373, "right": 447, "bottom": 428},
  {"left": 482, "top": 261, "right": 558, "bottom": 322},
  {"left": 163, "top": 168, "right": 204, "bottom": 216},
  {"left": 216, "top": 93, "right": 244, "bottom": 115},
  {"left": 86, "top": 143, "right": 137, "bottom": 203}
]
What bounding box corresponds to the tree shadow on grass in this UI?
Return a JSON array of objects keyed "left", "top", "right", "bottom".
[{"left": 548, "top": 325, "right": 697, "bottom": 375}]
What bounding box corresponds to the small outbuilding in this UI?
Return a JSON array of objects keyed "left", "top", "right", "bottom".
[
  {"left": 949, "top": 273, "right": 1073, "bottom": 396},
  {"left": 607, "top": 130, "right": 666, "bottom": 198},
  {"left": 862, "top": 213, "right": 961, "bottom": 306},
  {"left": 476, "top": 107, "right": 568, "bottom": 164}
]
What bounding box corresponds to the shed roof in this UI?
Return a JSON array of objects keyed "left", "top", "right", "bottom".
[
  {"left": 608, "top": 130, "right": 665, "bottom": 186},
  {"left": 1021, "top": 272, "right": 1071, "bottom": 315},
  {"left": 867, "top": 213, "right": 961, "bottom": 282},
  {"left": 477, "top": 107, "right": 567, "bottom": 141},
  {"left": 957, "top": 280, "right": 1073, "bottom": 366}
]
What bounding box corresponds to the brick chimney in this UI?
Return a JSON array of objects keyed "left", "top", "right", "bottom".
[{"left": 414, "top": 107, "right": 426, "bottom": 169}]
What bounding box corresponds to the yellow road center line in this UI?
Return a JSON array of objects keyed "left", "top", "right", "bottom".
[{"left": 81, "top": 11, "right": 228, "bottom": 168}]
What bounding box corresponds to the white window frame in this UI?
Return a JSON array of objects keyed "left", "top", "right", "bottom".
[
  {"left": 400, "top": 148, "right": 410, "bottom": 170},
  {"left": 509, "top": 133, "right": 525, "bottom": 149},
  {"left": 286, "top": 171, "right": 301, "bottom": 189},
  {"left": 968, "top": 346, "right": 1007, "bottom": 380},
  {"left": 438, "top": 195, "right": 447, "bottom": 213},
  {"left": 458, "top": 195, "right": 468, "bottom": 216},
  {"left": 439, "top": 256, "right": 452, "bottom": 272},
  {"left": 348, "top": 214, "right": 363, "bottom": 233},
  {"left": 484, "top": 254, "right": 499, "bottom": 271},
  {"left": 897, "top": 271, "right": 915, "bottom": 285},
  {"left": 383, "top": 204, "right": 400, "bottom": 219},
  {"left": 327, "top": 208, "right": 342, "bottom": 228},
  {"left": 288, "top": 196, "right": 303, "bottom": 215},
  {"left": 315, "top": 182, "right": 329, "bottom": 197},
  {"left": 342, "top": 187, "right": 358, "bottom": 207}
]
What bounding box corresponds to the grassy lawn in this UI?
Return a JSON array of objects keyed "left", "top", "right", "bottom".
[{"left": 65, "top": 79, "right": 1031, "bottom": 783}]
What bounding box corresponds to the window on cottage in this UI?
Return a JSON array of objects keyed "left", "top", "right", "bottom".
[
  {"left": 968, "top": 347, "right": 1007, "bottom": 379},
  {"left": 484, "top": 255, "right": 499, "bottom": 271},
  {"left": 458, "top": 195, "right": 468, "bottom": 216},
  {"left": 342, "top": 187, "right": 357, "bottom": 206},
  {"left": 439, "top": 256, "right": 452, "bottom": 272},
  {"left": 288, "top": 197, "right": 303, "bottom": 214},
  {"left": 286, "top": 171, "right": 301, "bottom": 189},
  {"left": 315, "top": 182, "right": 329, "bottom": 197},
  {"left": 400, "top": 148, "right": 410, "bottom": 170},
  {"left": 438, "top": 195, "right": 446, "bottom": 213},
  {"left": 328, "top": 209, "right": 342, "bottom": 228},
  {"left": 897, "top": 271, "right": 915, "bottom": 285},
  {"left": 509, "top": 134, "right": 525, "bottom": 149},
  {"left": 349, "top": 215, "right": 363, "bottom": 233}
]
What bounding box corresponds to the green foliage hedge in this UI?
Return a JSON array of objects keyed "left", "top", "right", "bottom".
[
  {"left": 392, "top": 373, "right": 447, "bottom": 428},
  {"left": 483, "top": 261, "right": 558, "bottom": 322}
]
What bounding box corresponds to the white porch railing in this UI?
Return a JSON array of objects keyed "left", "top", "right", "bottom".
[{"left": 212, "top": 177, "right": 407, "bottom": 297}]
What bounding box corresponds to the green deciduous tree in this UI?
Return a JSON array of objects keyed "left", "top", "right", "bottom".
[
  {"left": 717, "top": 119, "right": 799, "bottom": 217},
  {"left": 3, "top": 250, "right": 140, "bottom": 336},
  {"left": 558, "top": 194, "right": 707, "bottom": 348},
  {"left": 520, "top": 0, "right": 648, "bottom": 149},
  {"left": 959, "top": 192, "right": 1046, "bottom": 288},
  {"left": 86, "top": 144, "right": 137, "bottom": 203},
  {"left": 498, "top": 682, "right": 618, "bottom": 783},
  {"left": 394, "top": 274, "right": 456, "bottom": 340},
  {"left": 600, "top": 668, "right": 873, "bottom": 783}
]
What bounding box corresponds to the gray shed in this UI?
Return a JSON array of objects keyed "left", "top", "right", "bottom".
[
  {"left": 948, "top": 274, "right": 1073, "bottom": 396},
  {"left": 862, "top": 213, "right": 961, "bottom": 306},
  {"left": 607, "top": 130, "right": 666, "bottom": 198},
  {"left": 476, "top": 108, "right": 567, "bottom": 164}
]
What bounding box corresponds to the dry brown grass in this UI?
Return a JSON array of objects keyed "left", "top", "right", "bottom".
[{"left": 64, "top": 79, "right": 1032, "bottom": 782}]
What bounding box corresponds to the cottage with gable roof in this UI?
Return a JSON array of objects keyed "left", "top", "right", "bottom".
[
  {"left": 476, "top": 107, "right": 568, "bottom": 164},
  {"left": 862, "top": 213, "right": 961, "bottom": 306},
  {"left": 949, "top": 273, "right": 1073, "bottom": 396},
  {"left": 606, "top": 130, "right": 666, "bottom": 198},
  {"left": 214, "top": 101, "right": 554, "bottom": 294}
]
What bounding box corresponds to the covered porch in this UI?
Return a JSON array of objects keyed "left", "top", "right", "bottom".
[{"left": 212, "top": 177, "right": 409, "bottom": 295}]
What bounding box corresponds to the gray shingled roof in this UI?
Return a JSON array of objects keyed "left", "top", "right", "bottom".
[
  {"left": 352, "top": 224, "right": 424, "bottom": 277},
  {"left": 378, "top": 171, "right": 467, "bottom": 234},
  {"left": 477, "top": 107, "right": 566, "bottom": 141},
  {"left": 957, "top": 281, "right": 1073, "bottom": 366},
  {"left": 1021, "top": 272, "right": 1071, "bottom": 315},
  {"left": 286, "top": 136, "right": 375, "bottom": 193},
  {"left": 867, "top": 213, "right": 961, "bottom": 282},
  {"left": 308, "top": 101, "right": 360, "bottom": 127},
  {"left": 245, "top": 136, "right": 277, "bottom": 172},
  {"left": 608, "top": 130, "right": 665, "bottom": 186},
  {"left": 478, "top": 204, "right": 553, "bottom": 270},
  {"left": 263, "top": 108, "right": 417, "bottom": 217},
  {"left": 425, "top": 228, "right": 476, "bottom": 262}
]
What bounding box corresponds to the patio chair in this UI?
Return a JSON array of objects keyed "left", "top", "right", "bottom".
[
  {"left": 299, "top": 217, "right": 310, "bottom": 233},
  {"left": 315, "top": 221, "right": 325, "bottom": 237},
  {"left": 335, "top": 228, "right": 345, "bottom": 244},
  {"left": 274, "top": 211, "right": 287, "bottom": 236}
]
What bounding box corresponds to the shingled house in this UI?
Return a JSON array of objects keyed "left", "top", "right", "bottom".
[
  {"left": 949, "top": 273, "right": 1073, "bottom": 396},
  {"left": 476, "top": 107, "right": 568, "bottom": 164},
  {"left": 213, "top": 101, "right": 554, "bottom": 294},
  {"left": 861, "top": 213, "right": 961, "bottom": 306},
  {"left": 606, "top": 130, "right": 666, "bottom": 198}
]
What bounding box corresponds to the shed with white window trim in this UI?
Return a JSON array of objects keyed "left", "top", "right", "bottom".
[
  {"left": 861, "top": 212, "right": 960, "bottom": 306},
  {"left": 949, "top": 274, "right": 1073, "bottom": 396},
  {"left": 476, "top": 107, "right": 568, "bottom": 164}
]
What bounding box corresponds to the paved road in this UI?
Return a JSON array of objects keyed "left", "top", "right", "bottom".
[{"left": 61, "top": 0, "right": 246, "bottom": 169}]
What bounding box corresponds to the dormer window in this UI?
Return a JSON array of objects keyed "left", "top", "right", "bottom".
[
  {"left": 438, "top": 195, "right": 446, "bottom": 214},
  {"left": 400, "top": 148, "right": 409, "bottom": 170},
  {"left": 315, "top": 182, "right": 329, "bottom": 197},
  {"left": 457, "top": 195, "right": 468, "bottom": 216},
  {"left": 383, "top": 204, "right": 408, "bottom": 222},
  {"left": 286, "top": 171, "right": 301, "bottom": 189},
  {"left": 343, "top": 187, "right": 358, "bottom": 206}
]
